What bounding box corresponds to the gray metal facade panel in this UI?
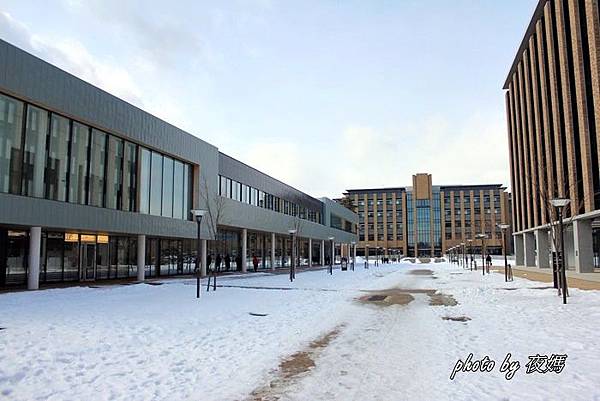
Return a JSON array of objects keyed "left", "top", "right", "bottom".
[
  {"left": 320, "top": 197, "right": 359, "bottom": 224},
  {"left": 0, "top": 39, "right": 217, "bottom": 166},
  {"left": 222, "top": 198, "right": 357, "bottom": 243},
  {"left": 218, "top": 152, "right": 323, "bottom": 211},
  {"left": 0, "top": 193, "right": 198, "bottom": 238}
]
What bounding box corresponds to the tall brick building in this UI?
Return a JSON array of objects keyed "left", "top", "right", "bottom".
[{"left": 504, "top": 0, "right": 600, "bottom": 272}]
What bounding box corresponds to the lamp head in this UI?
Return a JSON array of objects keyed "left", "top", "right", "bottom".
[
  {"left": 288, "top": 229, "right": 297, "bottom": 235},
  {"left": 190, "top": 209, "right": 207, "bottom": 222},
  {"left": 550, "top": 198, "right": 571, "bottom": 208},
  {"left": 497, "top": 223, "right": 510, "bottom": 230}
]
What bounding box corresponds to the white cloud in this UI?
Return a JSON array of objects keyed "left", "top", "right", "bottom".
[{"left": 0, "top": 11, "right": 144, "bottom": 107}]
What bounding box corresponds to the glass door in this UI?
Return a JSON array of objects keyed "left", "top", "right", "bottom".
[{"left": 80, "top": 243, "right": 96, "bottom": 281}]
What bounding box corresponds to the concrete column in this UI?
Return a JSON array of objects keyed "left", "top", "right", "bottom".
[
  {"left": 320, "top": 240, "right": 325, "bottom": 266},
  {"left": 564, "top": 225, "right": 576, "bottom": 270},
  {"left": 535, "top": 229, "right": 550, "bottom": 268},
  {"left": 308, "top": 238, "right": 312, "bottom": 267},
  {"left": 573, "top": 219, "right": 594, "bottom": 273},
  {"left": 514, "top": 234, "right": 524, "bottom": 266},
  {"left": 523, "top": 231, "right": 536, "bottom": 267},
  {"left": 137, "top": 234, "right": 146, "bottom": 282},
  {"left": 201, "top": 239, "right": 207, "bottom": 277},
  {"left": 271, "top": 232, "right": 276, "bottom": 271},
  {"left": 27, "top": 226, "right": 41, "bottom": 290},
  {"left": 241, "top": 228, "right": 248, "bottom": 272}
]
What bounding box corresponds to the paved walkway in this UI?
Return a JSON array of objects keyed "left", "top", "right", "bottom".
[{"left": 491, "top": 265, "right": 600, "bottom": 290}]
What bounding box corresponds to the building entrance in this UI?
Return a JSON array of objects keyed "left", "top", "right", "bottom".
[{"left": 80, "top": 242, "right": 96, "bottom": 281}]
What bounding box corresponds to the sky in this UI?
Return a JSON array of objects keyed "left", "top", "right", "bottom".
[{"left": 0, "top": 0, "right": 538, "bottom": 198}]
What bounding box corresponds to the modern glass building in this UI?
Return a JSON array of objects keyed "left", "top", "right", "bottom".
[
  {"left": 0, "top": 39, "right": 358, "bottom": 290},
  {"left": 344, "top": 173, "right": 512, "bottom": 258}
]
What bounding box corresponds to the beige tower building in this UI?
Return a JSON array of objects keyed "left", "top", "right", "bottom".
[{"left": 344, "top": 173, "right": 512, "bottom": 258}]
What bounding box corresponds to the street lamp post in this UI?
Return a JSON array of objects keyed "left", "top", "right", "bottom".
[
  {"left": 467, "top": 239, "right": 473, "bottom": 271},
  {"left": 288, "top": 229, "right": 297, "bottom": 282},
  {"left": 351, "top": 241, "right": 356, "bottom": 271},
  {"left": 476, "top": 233, "right": 487, "bottom": 276},
  {"left": 328, "top": 236, "right": 334, "bottom": 275},
  {"left": 551, "top": 198, "right": 571, "bottom": 304},
  {"left": 498, "top": 223, "right": 511, "bottom": 282},
  {"left": 191, "top": 209, "right": 207, "bottom": 299}
]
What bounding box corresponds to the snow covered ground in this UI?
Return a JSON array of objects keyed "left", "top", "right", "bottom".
[{"left": 1, "top": 260, "right": 599, "bottom": 401}]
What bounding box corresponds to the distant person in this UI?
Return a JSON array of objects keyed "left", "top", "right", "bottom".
[
  {"left": 486, "top": 254, "right": 492, "bottom": 267},
  {"left": 235, "top": 254, "right": 242, "bottom": 271},
  {"left": 225, "top": 254, "right": 231, "bottom": 270},
  {"left": 215, "top": 254, "right": 222, "bottom": 272},
  {"left": 253, "top": 254, "right": 259, "bottom": 272}
]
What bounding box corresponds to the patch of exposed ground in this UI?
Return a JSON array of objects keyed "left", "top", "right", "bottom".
[
  {"left": 409, "top": 269, "right": 434, "bottom": 276},
  {"left": 442, "top": 316, "right": 471, "bottom": 322},
  {"left": 358, "top": 287, "right": 457, "bottom": 307},
  {"left": 418, "top": 258, "right": 431, "bottom": 264},
  {"left": 490, "top": 267, "right": 600, "bottom": 291},
  {"left": 428, "top": 293, "right": 458, "bottom": 306},
  {"left": 249, "top": 326, "right": 344, "bottom": 401}
]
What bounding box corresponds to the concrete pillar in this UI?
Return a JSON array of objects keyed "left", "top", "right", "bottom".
[
  {"left": 201, "top": 239, "right": 207, "bottom": 277},
  {"left": 27, "top": 226, "right": 41, "bottom": 290},
  {"left": 271, "top": 232, "right": 276, "bottom": 271},
  {"left": 514, "top": 234, "right": 524, "bottom": 266},
  {"left": 137, "top": 234, "right": 146, "bottom": 281},
  {"left": 241, "top": 228, "right": 248, "bottom": 272},
  {"left": 320, "top": 240, "right": 325, "bottom": 266},
  {"left": 564, "top": 225, "right": 576, "bottom": 270},
  {"left": 308, "top": 238, "right": 313, "bottom": 267},
  {"left": 535, "top": 229, "right": 550, "bottom": 268},
  {"left": 353, "top": 243, "right": 357, "bottom": 263},
  {"left": 573, "top": 219, "right": 594, "bottom": 273},
  {"left": 523, "top": 232, "right": 536, "bottom": 267}
]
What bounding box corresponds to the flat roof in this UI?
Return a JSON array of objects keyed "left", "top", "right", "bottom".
[{"left": 503, "top": 0, "right": 547, "bottom": 90}]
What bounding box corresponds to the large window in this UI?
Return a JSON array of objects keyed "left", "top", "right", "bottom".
[
  {"left": 89, "top": 129, "right": 107, "bottom": 207},
  {"left": 139, "top": 148, "right": 151, "bottom": 214},
  {"left": 22, "top": 105, "right": 48, "bottom": 198},
  {"left": 123, "top": 142, "right": 137, "bottom": 212},
  {"left": 138, "top": 150, "right": 192, "bottom": 220},
  {"left": 106, "top": 136, "right": 124, "bottom": 209},
  {"left": 0, "top": 94, "right": 24, "bottom": 195},
  {"left": 161, "top": 156, "right": 174, "bottom": 218},
  {"left": 45, "top": 114, "right": 70, "bottom": 201},
  {"left": 69, "top": 122, "right": 89, "bottom": 205},
  {"left": 149, "top": 151, "right": 163, "bottom": 216}
]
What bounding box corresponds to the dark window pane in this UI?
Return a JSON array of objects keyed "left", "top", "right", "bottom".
[
  {"left": 173, "top": 160, "right": 184, "bottom": 219},
  {"left": 89, "top": 129, "right": 107, "bottom": 207},
  {"left": 149, "top": 152, "right": 163, "bottom": 216},
  {"left": 45, "top": 114, "right": 70, "bottom": 201},
  {"left": 139, "top": 148, "right": 151, "bottom": 214},
  {"left": 106, "top": 136, "right": 123, "bottom": 209},
  {"left": 162, "top": 156, "right": 174, "bottom": 217},
  {"left": 22, "top": 105, "right": 48, "bottom": 197},
  {"left": 123, "top": 142, "right": 137, "bottom": 212},
  {"left": 69, "top": 122, "right": 89, "bottom": 204},
  {"left": 183, "top": 165, "right": 191, "bottom": 220},
  {"left": 0, "top": 94, "right": 24, "bottom": 194}
]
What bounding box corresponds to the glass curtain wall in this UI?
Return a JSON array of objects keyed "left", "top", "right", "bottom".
[{"left": 0, "top": 92, "right": 196, "bottom": 219}]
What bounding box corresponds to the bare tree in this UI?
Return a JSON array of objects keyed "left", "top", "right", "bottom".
[
  {"left": 199, "top": 175, "right": 228, "bottom": 285},
  {"left": 338, "top": 196, "right": 356, "bottom": 212},
  {"left": 524, "top": 168, "right": 596, "bottom": 297}
]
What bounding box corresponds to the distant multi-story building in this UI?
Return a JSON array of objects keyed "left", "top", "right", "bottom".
[
  {"left": 344, "top": 173, "right": 512, "bottom": 257},
  {"left": 504, "top": 0, "right": 600, "bottom": 272}
]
